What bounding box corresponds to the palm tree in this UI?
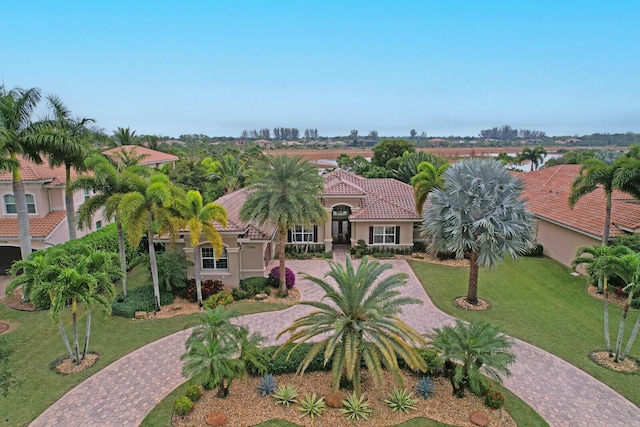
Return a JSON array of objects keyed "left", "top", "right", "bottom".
[
  {"left": 393, "top": 151, "right": 447, "bottom": 184},
  {"left": 240, "top": 155, "right": 327, "bottom": 296},
  {"left": 572, "top": 245, "right": 632, "bottom": 356},
  {"left": 422, "top": 158, "right": 536, "bottom": 305},
  {"left": 6, "top": 252, "right": 50, "bottom": 301},
  {"left": 569, "top": 157, "right": 640, "bottom": 245},
  {"left": 39, "top": 95, "right": 95, "bottom": 240},
  {"left": 203, "top": 154, "right": 248, "bottom": 194},
  {"left": 119, "top": 173, "right": 182, "bottom": 311},
  {"left": 0, "top": 86, "right": 43, "bottom": 260},
  {"left": 518, "top": 146, "right": 547, "bottom": 171},
  {"left": 410, "top": 161, "right": 449, "bottom": 215},
  {"left": 73, "top": 154, "right": 148, "bottom": 296},
  {"left": 171, "top": 190, "right": 227, "bottom": 307},
  {"left": 112, "top": 126, "right": 138, "bottom": 146},
  {"left": 276, "top": 255, "right": 427, "bottom": 397},
  {"left": 427, "top": 319, "right": 515, "bottom": 397}
]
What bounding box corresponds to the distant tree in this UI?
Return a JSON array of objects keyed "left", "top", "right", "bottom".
[
  {"left": 291, "top": 128, "right": 300, "bottom": 139},
  {"left": 113, "top": 126, "right": 138, "bottom": 146},
  {"left": 259, "top": 128, "right": 271, "bottom": 139},
  {"left": 410, "top": 129, "right": 417, "bottom": 138},
  {"left": 517, "top": 146, "right": 547, "bottom": 171},
  {"left": 371, "top": 138, "right": 415, "bottom": 167},
  {"left": 240, "top": 130, "right": 248, "bottom": 139},
  {"left": 350, "top": 129, "right": 358, "bottom": 143},
  {"left": 203, "top": 154, "right": 248, "bottom": 194},
  {"left": 368, "top": 130, "right": 378, "bottom": 139},
  {"left": 304, "top": 129, "right": 310, "bottom": 139},
  {"left": 145, "top": 135, "right": 159, "bottom": 150},
  {"left": 420, "top": 131, "right": 427, "bottom": 138},
  {"left": 273, "top": 127, "right": 280, "bottom": 139}
]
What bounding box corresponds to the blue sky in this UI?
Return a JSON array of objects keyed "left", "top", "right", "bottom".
[{"left": 4, "top": 0, "right": 639, "bottom": 138}]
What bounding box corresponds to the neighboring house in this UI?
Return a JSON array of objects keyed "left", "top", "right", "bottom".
[
  {"left": 103, "top": 145, "right": 179, "bottom": 169},
  {"left": 168, "top": 169, "right": 422, "bottom": 286},
  {"left": 0, "top": 157, "right": 108, "bottom": 273},
  {"left": 517, "top": 164, "right": 640, "bottom": 272}
]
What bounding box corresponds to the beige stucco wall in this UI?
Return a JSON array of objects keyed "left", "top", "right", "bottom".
[
  {"left": 351, "top": 221, "right": 415, "bottom": 247},
  {"left": 535, "top": 219, "right": 600, "bottom": 274}
]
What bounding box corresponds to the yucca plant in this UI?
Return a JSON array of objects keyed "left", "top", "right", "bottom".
[
  {"left": 272, "top": 384, "right": 298, "bottom": 407},
  {"left": 384, "top": 387, "right": 417, "bottom": 413},
  {"left": 415, "top": 376, "right": 436, "bottom": 399},
  {"left": 257, "top": 373, "right": 277, "bottom": 397},
  {"left": 298, "top": 393, "right": 326, "bottom": 419},
  {"left": 340, "top": 392, "right": 372, "bottom": 421}
]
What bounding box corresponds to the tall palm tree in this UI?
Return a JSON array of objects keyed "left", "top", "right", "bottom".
[
  {"left": 0, "top": 86, "right": 43, "bottom": 260},
  {"left": 422, "top": 158, "right": 536, "bottom": 304},
  {"left": 240, "top": 155, "right": 327, "bottom": 295},
  {"left": 39, "top": 95, "right": 95, "bottom": 240},
  {"left": 569, "top": 157, "right": 640, "bottom": 245},
  {"left": 410, "top": 161, "right": 449, "bottom": 215},
  {"left": 73, "top": 154, "right": 148, "bottom": 296},
  {"left": 119, "top": 173, "right": 182, "bottom": 311},
  {"left": 518, "top": 146, "right": 547, "bottom": 171},
  {"left": 276, "top": 255, "right": 427, "bottom": 397},
  {"left": 112, "top": 126, "right": 138, "bottom": 146},
  {"left": 572, "top": 245, "right": 632, "bottom": 356},
  {"left": 171, "top": 190, "right": 227, "bottom": 307},
  {"left": 427, "top": 319, "right": 515, "bottom": 397}
]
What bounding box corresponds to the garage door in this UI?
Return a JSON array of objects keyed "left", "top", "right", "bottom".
[{"left": 0, "top": 246, "right": 21, "bottom": 275}]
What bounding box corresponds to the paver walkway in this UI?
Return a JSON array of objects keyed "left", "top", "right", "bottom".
[{"left": 30, "top": 259, "right": 640, "bottom": 427}]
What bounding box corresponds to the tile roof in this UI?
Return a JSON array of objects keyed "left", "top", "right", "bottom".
[
  {"left": 0, "top": 156, "right": 77, "bottom": 186},
  {"left": 517, "top": 165, "right": 640, "bottom": 239},
  {"left": 213, "top": 189, "right": 276, "bottom": 240},
  {"left": 0, "top": 211, "right": 66, "bottom": 238},
  {"left": 103, "top": 145, "right": 179, "bottom": 166}
]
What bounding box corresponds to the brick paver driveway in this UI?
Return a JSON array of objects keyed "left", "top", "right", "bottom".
[{"left": 30, "top": 259, "right": 640, "bottom": 427}]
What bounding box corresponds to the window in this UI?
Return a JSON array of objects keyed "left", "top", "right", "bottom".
[
  {"left": 201, "top": 247, "right": 228, "bottom": 269},
  {"left": 95, "top": 221, "right": 102, "bottom": 230},
  {"left": 3, "top": 194, "right": 36, "bottom": 214},
  {"left": 289, "top": 225, "right": 315, "bottom": 243},
  {"left": 84, "top": 189, "right": 90, "bottom": 200},
  {"left": 372, "top": 225, "right": 396, "bottom": 244}
]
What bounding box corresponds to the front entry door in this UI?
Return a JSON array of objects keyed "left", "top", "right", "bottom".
[{"left": 332, "top": 219, "right": 350, "bottom": 244}]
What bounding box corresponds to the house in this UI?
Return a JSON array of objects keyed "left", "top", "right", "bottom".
[
  {"left": 0, "top": 157, "right": 109, "bottom": 273},
  {"left": 102, "top": 145, "right": 179, "bottom": 169},
  {"left": 516, "top": 164, "right": 640, "bottom": 272},
  {"left": 170, "top": 170, "right": 422, "bottom": 286}
]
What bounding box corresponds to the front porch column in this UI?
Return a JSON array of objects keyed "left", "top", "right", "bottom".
[{"left": 324, "top": 207, "right": 332, "bottom": 252}]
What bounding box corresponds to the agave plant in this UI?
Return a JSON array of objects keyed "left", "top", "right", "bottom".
[
  {"left": 297, "top": 393, "right": 326, "bottom": 419},
  {"left": 415, "top": 376, "right": 436, "bottom": 399},
  {"left": 272, "top": 384, "right": 298, "bottom": 407},
  {"left": 257, "top": 373, "right": 277, "bottom": 397},
  {"left": 340, "top": 392, "right": 372, "bottom": 421},
  {"left": 384, "top": 388, "right": 417, "bottom": 413}
]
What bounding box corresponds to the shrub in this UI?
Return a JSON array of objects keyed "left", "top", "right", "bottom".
[
  {"left": 272, "top": 385, "right": 298, "bottom": 407},
  {"left": 384, "top": 388, "right": 417, "bottom": 413},
  {"left": 257, "top": 373, "right": 277, "bottom": 397},
  {"left": 340, "top": 392, "right": 372, "bottom": 421},
  {"left": 238, "top": 276, "right": 271, "bottom": 299},
  {"left": 631, "top": 296, "right": 640, "bottom": 309},
  {"left": 231, "top": 288, "right": 250, "bottom": 301},
  {"left": 412, "top": 241, "right": 427, "bottom": 253},
  {"left": 415, "top": 376, "right": 436, "bottom": 399},
  {"left": 185, "top": 385, "right": 203, "bottom": 402},
  {"left": 298, "top": 393, "right": 326, "bottom": 419},
  {"left": 398, "top": 348, "right": 439, "bottom": 374},
  {"left": 173, "top": 396, "right": 194, "bottom": 416},
  {"left": 183, "top": 279, "right": 224, "bottom": 302},
  {"left": 484, "top": 389, "right": 505, "bottom": 409},
  {"left": 204, "top": 291, "right": 233, "bottom": 309},
  {"left": 247, "top": 344, "right": 331, "bottom": 376},
  {"left": 524, "top": 243, "right": 544, "bottom": 257},
  {"left": 130, "top": 251, "right": 188, "bottom": 293},
  {"left": 350, "top": 240, "right": 369, "bottom": 258},
  {"left": 111, "top": 286, "right": 175, "bottom": 318},
  {"left": 267, "top": 266, "right": 295, "bottom": 289}
]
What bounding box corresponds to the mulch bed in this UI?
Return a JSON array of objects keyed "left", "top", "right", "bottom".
[
  {"left": 53, "top": 353, "right": 100, "bottom": 375},
  {"left": 0, "top": 322, "right": 9, "bottom": 334},
  {"left": 589, "top": 351, "right": 640, "bottom": 374},
  {"left": 586, "top": 285, "right": 629, "bottom": 308},
  {"left": 454, "top": 297, "right": 491, "bottom": 311},
  {"left": 3, "top": 287, "right": 40, "bottom": 312}
]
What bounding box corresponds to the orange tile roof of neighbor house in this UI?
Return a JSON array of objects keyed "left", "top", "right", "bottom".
[
  {"left": 517, "top": 165, "right": 640, "bottom": 239},
  {"left": 0, "top": 156, "right": 78, "bottom": 186},
  {"left": 102, "top": 145, "right": 179, "bottom": 166},
  {"left": 0, "top": 211, "right": 66, "bottom": 239}
]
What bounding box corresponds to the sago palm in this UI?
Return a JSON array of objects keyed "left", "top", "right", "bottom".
[
  {"left": 240, "top": 155, "right": 327, "bottom": 295},
  {"left": 276, "top": 255, "right": 427, "bottom": 397}
]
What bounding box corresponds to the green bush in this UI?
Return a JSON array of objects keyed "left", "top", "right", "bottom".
[
  {"left": 204, "top": 291, "right": 233, "bottom": 309},
  {"left": 247, "top": 343, "right": 332, "bottom": 376},
  {"left": 173, "top": 396, "right": 194, "bottom": 416},
  {"left": 484, "top": 389, "right": 505, "bottom": 409},
  {"left": 524, "top": 243, "right": 544, "bottom": 257},
  {"left": 631, "top": 296, "right": 640, "bottom": 309},
  {"left": 237, "top": 276, "right": 271, "bottom": 299},
  {"left": 412, "top": 241, "right": 427, "bottom": 253},
  {"left": 111, "top": 286, "right": 175, "bottom": 318},
  {"left": 398, "top": 348, "right": 440, "bottom": 374},
  {"left": 185, "top": 385, "right": 203, "bottom": 402},
  {"left": 59, "top": 223, "right": 138, "bottom": 262}
]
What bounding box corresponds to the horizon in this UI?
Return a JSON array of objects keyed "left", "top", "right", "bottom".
[{"left": 4, "top": 1, "right": 639, "bottom": 138}]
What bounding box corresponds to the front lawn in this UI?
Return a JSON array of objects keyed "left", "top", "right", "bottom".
[{"left": 409, "top": 257, "right": 640, "bottom": 407}]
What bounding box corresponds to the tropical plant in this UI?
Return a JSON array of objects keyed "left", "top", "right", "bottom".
[
  {"left": 73, "top": 154, "right": 149, "bottom": 296},
  {"left": 276, "top": 255, "right": 427, "bottom": 397},
  {"left": 169, "top": 189, "right": 227, "bottom": 306},
  {"left": 573, "top": 245, "right": 632, "bottom": 356},
  {"left": 112, "top": 126, "right": 138, "bottom": 146},
  {"left": 202, "top": 154, "right": 248, "bottom": 194},
  {"left": 272, "top": 384, "right": 298, "bottom": 407},
  {"left": 173, "top": 396, "right": 194, "bottom": 416},
  {"left": 0, "top": 86, "right": 43, "bottom": 262},
  {"left": 393, "top": 151, "right": 447, "bottom": 184},
  {"left": 240, "top": 155, "right": 327, "bottom": 295},
  {"left": 384, "top": 388, "right": 417, "bottom": 413},
  {"left": 257, "top": 373, "right": 277, "bottom": 397},
  {"left": 569, "top": 156, "right": 640, "bottom": 245},
  {"left": 485, "top": 389, "right": 506, "bottom": 409},
  {"left": 517, "top": 146, "right": 547, "bottom": 171},
  {"left": 6, "top": 252, "right": 51, "bottom": 306},
  {"left": 130, "top": 251, "right": 188, "bottom": 293},
  {"left": 427, "top": 319, "right": 516, "bottom": 397},
  {"left": 410, "top": 160, "right": 449, "bottom": 215},
  {"left": 185, "top": 384, "right": 203, "bottom": 401},
  {"left": 422, "top": 158, "right": 536, "bottom": 304},
  {"left": 414, "top": 376, "right": 436, "bottom": 399},
  {"left": 340, "top": 392, "right": 372, "bottom": 420},
  {"left": 298, "top": 393, "right": 326, "bottom": 419},
  {"left": 204, "top": 290, "right": 233, "bottom": 309},
  {"left": 119, "top": 173, "right": 183, "bottom": 311}
]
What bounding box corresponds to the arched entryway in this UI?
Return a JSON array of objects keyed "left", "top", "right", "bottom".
[{"left": 331, "top": 205, "right": 351, "bottom": 244}]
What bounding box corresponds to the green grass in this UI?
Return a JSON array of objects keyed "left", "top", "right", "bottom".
[{"left": 410, "top": 257, "right": 640, "bottom": 407}]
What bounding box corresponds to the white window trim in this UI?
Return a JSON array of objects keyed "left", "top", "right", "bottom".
[
  {"left": 84, "top": 189, "right": 91, "bottom": 200},
  {"left": 372, "top": 225, "right": 396, "bottom": 245},
  {"left": 201, "top": 246, "right": 228, "bottom": 270},
  {"left": 289, "top": 225, "right": 315, "bottom": 243},
  {"left": 3, "top": 193, "right": 37, "bottom": 215}
]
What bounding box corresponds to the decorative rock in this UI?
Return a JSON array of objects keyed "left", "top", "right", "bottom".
[
  {"left": 254, "top": 293, "right": 269, "bottom": 301},
  {"left": 326, "top": 393, "right": 343, "bottom": 408},
  {"left": 206, "top": 411, "right": 227, "bottom": 426},
  {"left": 134, "top": 311, "right": 147, "bottom": 319},
  {"left": 469, "top": 410, "right": 489, "bottom": 427}
]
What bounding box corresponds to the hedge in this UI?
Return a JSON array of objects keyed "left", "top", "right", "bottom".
[{"left": 111, "top": 286, "right": 175, "bottom": 318}]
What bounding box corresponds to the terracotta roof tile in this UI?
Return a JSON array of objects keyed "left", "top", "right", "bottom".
[
  {"left": 103, "top": 145, "right": 179, "bottom": 166},
  {"left": 0, "top": 156, "right": 78, "bottom": 185},
  {"left": 0, "top": 211, "right": 66, "bottom": 238}
]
